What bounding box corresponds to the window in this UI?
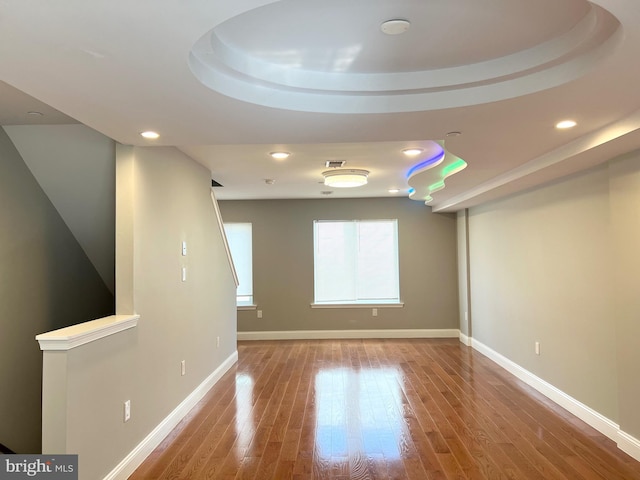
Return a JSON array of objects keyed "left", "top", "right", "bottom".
[
  {"left": 313, "top": 219, "right": 400, "bottom": 305},
  {"left": 223, "top": 223, "right": 253, "bottom": 306}
]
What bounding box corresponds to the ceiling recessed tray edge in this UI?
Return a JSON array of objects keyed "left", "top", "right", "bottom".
[{"left": 188, "top": 0, "right": 620, "bottom": 114}]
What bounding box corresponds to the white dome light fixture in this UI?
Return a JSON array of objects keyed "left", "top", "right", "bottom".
[
  {"left": 323, "top": 169, "right": 369, "bottom": 188},
  {"left": 381, "top": 19, "right": 411, "bottom": 35}
]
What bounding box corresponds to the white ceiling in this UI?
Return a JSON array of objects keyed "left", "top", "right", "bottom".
[{"left": 0, "top": 0, "right": 639, "bottom": 212}]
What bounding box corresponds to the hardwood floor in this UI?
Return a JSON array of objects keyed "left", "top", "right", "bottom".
[{"left": 130, "top": 339, "right": 640, "bottom": 479}]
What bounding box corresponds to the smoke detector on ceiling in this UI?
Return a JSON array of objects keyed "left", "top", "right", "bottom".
[{"left": 381, "top": 19, "right": 411, "bottom": 35}]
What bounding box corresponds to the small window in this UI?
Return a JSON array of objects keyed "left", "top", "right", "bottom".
[
  {"left": 313, "top": 219, "right": 400, "bottom": 304},
  {"left": 223, "top": 223, "right": 253, "bottom": 306}
]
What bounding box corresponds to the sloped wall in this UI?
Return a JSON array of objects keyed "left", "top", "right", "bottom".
[
  {"left": 0, "top": 127, "right": 114, "bottom": 453},
  {"left": 4, "top": 124, "right": 116, "bottom": 293}
]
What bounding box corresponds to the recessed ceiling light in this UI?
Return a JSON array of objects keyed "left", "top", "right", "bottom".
[
  {"left": 556, "top": 120, "right": 577, "bottom": 129},
  {"left": 446, "top": 131, "right": 462, "bottom": 137},
  {"left": 140, "top": 131, "right": 160, "bottom": 139},
  {"left": 27, "top": 111, "right": 44, "bottom": 116},
  {"left": 264, "top": 179, "right": 275, "bottom": 185},
  {"left": 402, "top": 148, "right": 423, "bottom": 157},
  {"left": 388, "top": 189, "right": 400, "bottom": 194},
  {"left": 381, "top": 19, "right": 411, "bottom": 35},
  {"left": 269, "top": 151, "right": 290, "bottom": 160}
]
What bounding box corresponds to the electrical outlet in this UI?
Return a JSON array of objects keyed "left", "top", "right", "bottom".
[
  {"left": 181, "top": 267, "right": 187, "bottom": 282},
  {"left": 216, "top": 336, "right": 220, "bottom": 348},
  {"left": 181, "top": 360, "right": 186, "bottom": 376},
  {"left": 372, "top": 308, "right": 378, "bottom": 317},
  {"left": 124, "top": 400, "right": 131, "bottom": 422},
  {"left": 535, "top": 341, "right": 541, "bottom": 355},
  {"left": 257, "top": 310, "right": 263, "bottom": 319}
]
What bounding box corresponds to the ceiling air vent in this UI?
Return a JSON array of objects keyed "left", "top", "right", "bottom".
[{"left": 325, "top": 160, "right": 346, "bottom": 168}]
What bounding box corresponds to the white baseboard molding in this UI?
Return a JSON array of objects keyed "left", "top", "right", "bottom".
[
  {"left": 459, "top": 331, "right": 471, "bottom": 346},
  {"left": 618, "top": 429, "right": 640, "bottom": 463},
  {"left": 469, "top": 337, "right": 640, "bottom": 462},
  {"left": 103, "top": 350, "right": 238, "bottom": 480},
  {"left": 237, "top": 329, "right": 460, "bottom": 341},
  {"left": 471, "top": 338, "right": 619, "bottom": 439}
]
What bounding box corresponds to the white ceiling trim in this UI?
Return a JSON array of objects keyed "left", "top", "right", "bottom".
[
  {"left": 189, "top": 3, "right": 619, "bottom": 114},
  {"left": 432, "top": 108, "right": 640, "bottom": 212}
]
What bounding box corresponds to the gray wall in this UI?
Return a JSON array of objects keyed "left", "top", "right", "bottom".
[
  {"left": 468, "top": 165, "right": 617, "bottom": 420},
  {"left": 609, "top": 152, "right": 640, "bottom": 440},
  {"left": 219, "top": 197, "right": 458, "bottom": 332},
  {"left": 4, "top": 125, "right": 116, "bottom": 293},
  {"left": 40, "top": 145, "right": 237, "bottom": 479},
  {"left": 456, "top": 210, "right": 471, "bottom": 337},
  {"left": 467, "top": 155, "right": 640, "bottom": 440},
  {"left": 0, "top": 127, "right": 114, "bottom": 453}
]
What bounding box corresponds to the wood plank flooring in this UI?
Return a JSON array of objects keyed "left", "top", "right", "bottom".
[{"left": 130, "top": 339, "right": 640, "bottom": 479}]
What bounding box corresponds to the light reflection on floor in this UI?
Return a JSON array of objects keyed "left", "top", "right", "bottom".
[
  {"left": 234, "top": 372, "right": 255, "bottom": 459},
  {"left": 315, "top": 367, "right": 404, "bottom": 460}
]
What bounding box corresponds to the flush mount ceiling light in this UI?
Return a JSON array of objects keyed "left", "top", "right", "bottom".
[
  {"left": 555, "top": 120, "right": 577, "bottom": 129},
  {"left": 323, "top": 169, "right": 369, "bottom": 188},
  {"left": 140, "top": 131, "right": 160, "bottom": 139},
  {"left": 402, "top": 148, "right": 423, "bottom": 157},
  {"left": 269, "top": 151, "right": 290, "bottom": 160},
  {"left": 381, "top": 19, "right": 411, "bottom": 35}
]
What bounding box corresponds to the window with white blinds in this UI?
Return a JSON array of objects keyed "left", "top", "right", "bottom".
[
  {"left": 223, "top": 223, "right": 253, "bottom": 306},
  {"left": 313, "top": 219, "right": 400, "bottom": 304}
]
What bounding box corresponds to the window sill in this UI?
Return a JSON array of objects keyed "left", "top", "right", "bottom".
[
  {"left": 310, "top": 302, "right": 404, "bottom": 309},
  {"left": 238, "top": 304, "right": 257, "bottom": 311}
]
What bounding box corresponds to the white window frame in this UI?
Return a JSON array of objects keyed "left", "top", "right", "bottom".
[
  {"left": 223, "top": 222, "right": 254, "bottom": 308},
  {"left": 312, "top": 219, "right": 403, "bottom": 308}
]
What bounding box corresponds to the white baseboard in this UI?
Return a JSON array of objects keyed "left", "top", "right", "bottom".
[
  {"left": 237, "top": 329, "right": 460, "bottom": 341},
  {"left": 618, "top": 429, "right": 640, "bottom": 463},
  {"left": 470, "top": 337, "right": 640, "bottom": 462},
  {"left": 103, "top": 350, "right": 238, "bottom": 480},
  {"left": 459, "top": 331, "right": 471, "bottom": 346},
  {"left": 470, "top": 338, "right": 619, "bottom": 439}
]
